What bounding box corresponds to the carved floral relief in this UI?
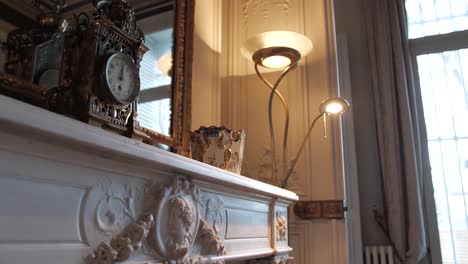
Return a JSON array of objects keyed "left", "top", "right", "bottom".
[
  {"left": 275, "top": 257, "right": 294, "bottom": 264},
  {"left": 275, "top": 211, "right": 287, "bottom": 241},
  {"left": 86, "top": 213, "right": 153, "bottom": 264},
  {"left": 86, "top": 176, "right": 226, "bottom": 264},
  {"left": 94, "top": 178, "right": 143, "bottom": 236}
]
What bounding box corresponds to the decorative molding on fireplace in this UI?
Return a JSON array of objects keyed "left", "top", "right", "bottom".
[
  {"left": 86, "top": 176, "right": 226, "bottom": 264},
  {"left": 0, "top": 94, "right": 297, "bottom": 264},
  {"left": 276, "top": 211, "right": 287, "bottom": 242}
]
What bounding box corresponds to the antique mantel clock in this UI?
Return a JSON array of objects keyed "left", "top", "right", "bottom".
[
  {"left": 69, "top": 0, "right": 148, "bottom": 138},
  {"left": 1, "top": 0, "right": 149, "bottom": 138}
]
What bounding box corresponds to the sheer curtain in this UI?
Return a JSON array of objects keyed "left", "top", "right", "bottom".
[{"left": 364, "top": 0, "right": 436, "bottom": 263}]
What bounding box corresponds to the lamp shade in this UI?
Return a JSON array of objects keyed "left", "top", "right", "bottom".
[
  {"left": 241, "top": 31, "right": 313, "bottom": 68},
  {"left": 157, "top": 52, "right": 173, "bottom": 76},
  {"left": 319, "top": 97, "right": 350, "bottom": 115}
]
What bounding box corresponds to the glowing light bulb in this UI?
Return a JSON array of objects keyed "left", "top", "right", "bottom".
[
  {"left": 319, "top": 97, "right": 350, "bottom": 115},
  {"left": 262, "top": 55, "right": 292, "bottom": 69},
  {"left": 324, "top": 102, "right": 344, "bottom": 114},
  {"left": 241, "top": 31, "right": 313, "bottom": 70}
]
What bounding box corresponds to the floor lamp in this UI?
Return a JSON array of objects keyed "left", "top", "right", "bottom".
[{"left": 241, "top": 31, "right": 350, "bottom": 188}]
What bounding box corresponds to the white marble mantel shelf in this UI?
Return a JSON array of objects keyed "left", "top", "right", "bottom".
[{"left": 0, "top": 94, "right": 297, "bottom": 264}]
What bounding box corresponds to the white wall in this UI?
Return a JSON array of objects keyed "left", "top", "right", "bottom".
[
  {"left": 190, "top": 1, "right": 362, "bottom": 261},
  {"left": 191, "top": 0, "right": 222, "bottom": 129},
  {"left": 219, "top": 0, "right": 346, "bottom": 263}
]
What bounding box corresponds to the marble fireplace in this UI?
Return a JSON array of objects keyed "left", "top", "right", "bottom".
[{"left": 0, "top": 95, "right": 298, "bottom": 264}]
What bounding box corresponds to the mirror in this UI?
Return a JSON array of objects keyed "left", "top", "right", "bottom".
[
  {"left": 134, "top": 0, "right": 194, "bottom": 155},
  {"left": 0, "top": 0, "right": 194, "bottom": 156},
  {"left": 138, "top": 26, "right": 173, "bottom": 137},
  {"left": 137, "top": 1, "right": 175, "bottom": 139}
]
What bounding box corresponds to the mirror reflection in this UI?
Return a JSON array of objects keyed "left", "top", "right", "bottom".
[
  {"left": 0, "top": 0, "right": 176, "bottom": 137},
  {"left": 137, "top": 0, "right": 175, "bottom": 137},
  {"left": 0, "top": 0, "right": 193, "bottom": 154}
]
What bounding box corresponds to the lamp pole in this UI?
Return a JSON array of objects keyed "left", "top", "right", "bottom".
[
  {"left": 254, "top": 61, "right": 299, "bottom": 186},
  {"left": 254, "top": 62, "right": 349, "bottom": 189}
]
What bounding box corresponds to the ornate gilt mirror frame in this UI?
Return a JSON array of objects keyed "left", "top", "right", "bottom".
[{"left": 135, "top": 0, "right": 194, "bottom": 156}]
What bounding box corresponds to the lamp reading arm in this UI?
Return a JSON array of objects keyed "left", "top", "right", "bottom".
[
  {"left": 281, "top": 97, "right": 350, "bottom": 188},
  {"left": 323, "top": 113, "right": 327, "bottom": 139},
  {"left": 280, "top": 113, "right": 324, "bottom": 189}
]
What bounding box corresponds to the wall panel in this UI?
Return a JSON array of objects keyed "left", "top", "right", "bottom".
[{"left": 220, "top": 0, "right": 347, "bottom": 263}]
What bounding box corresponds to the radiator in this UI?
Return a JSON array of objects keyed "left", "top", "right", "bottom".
[{"left": 364, "top": 246, "right": 394, "bottom": 264}]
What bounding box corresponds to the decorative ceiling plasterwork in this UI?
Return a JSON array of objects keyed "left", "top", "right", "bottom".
[
  {"left": 241, "top": 0, "right": 290, "bottom": 27},
  {"left": 86, "top": 176, "right": 226, "bottom": 264}
]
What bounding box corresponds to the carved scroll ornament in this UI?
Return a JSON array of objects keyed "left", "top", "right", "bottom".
[
  {"left": 86, "top": 176, "right": 226, "bottom": 264},
  {"left": 199, "top": 194, "right": 226, "bottom": 240}
]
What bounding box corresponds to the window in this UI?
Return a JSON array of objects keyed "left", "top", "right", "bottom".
[
  {"left": 406, "top": 0, "right": 468, "bottom": 39},
  {"left": 406, "top": 1, "right": 468, "bottom": 263}
]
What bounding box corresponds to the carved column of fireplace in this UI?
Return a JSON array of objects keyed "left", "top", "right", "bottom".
[{"left": 0, "top": 94, "right": 298, "bottom": 264}]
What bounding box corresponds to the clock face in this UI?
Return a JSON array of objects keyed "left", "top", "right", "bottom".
[{"left": 104, "top": 52, "right": 140, "bottom": 104}]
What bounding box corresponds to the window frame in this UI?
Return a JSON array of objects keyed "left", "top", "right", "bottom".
[{"left": 409, "top": 28, "right": 468, "bottom": 264}]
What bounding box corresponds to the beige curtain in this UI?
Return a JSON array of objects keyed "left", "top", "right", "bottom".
[{"left": 365, "top": 0, "right": 434, "bottom": 263}]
